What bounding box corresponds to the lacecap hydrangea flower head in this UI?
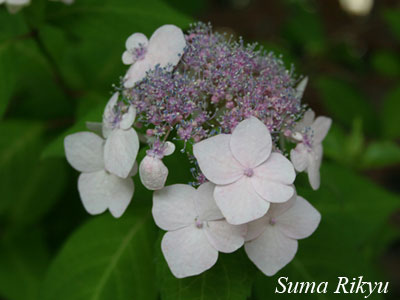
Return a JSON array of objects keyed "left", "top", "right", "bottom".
[{"left": 64, "top": 23, "right": 331, "bottom": 278}]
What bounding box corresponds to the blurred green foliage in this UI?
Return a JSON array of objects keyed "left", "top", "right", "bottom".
[{"left": 0, "top": 0, "right": 399, "bottom": 299}]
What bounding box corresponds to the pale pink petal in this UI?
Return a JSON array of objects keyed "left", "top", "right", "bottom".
[
  {"left": 129, "top": 161, "right": 138, "bottom": 177},
  {"left": 193, "top": 134, "right": 244, "bottom": 185},
  {"left": 122, "top": 51, "right": 135, "bottom": 65},
  {"left": 230, "top": 117, "right": 272, "bottom": 168},
  {"left": 277, "top": 196, "right": 321, "bottom": 240},
  {"left": 204, "top": 220, "right": 246, "bottom": 253},
  {"left": 195, "top": 182, "right": 223, "bottom": 221},
  {"left": 252, "top": 154, "right": 295, "bottom": 203},
  {"left": 245, "top": 226, "right": 298, "bottom": 276},
  {"left": 290, "top": 143, "right": 308, "bottom": 172},
  {"left": 163, "top": 141, "right": 175, "bottom": 156},
  {"left": 161, "top": 226, "right": 218, "bottom": 278},
  {"left": 147, "top": 24, "right": 186, "bottom": 70},
  {"left": 152, "top": 184, "right": 197, "bottom": 231},
  {"left": 78, "top": 170, "right": 134, "bottom": 218},
  {"left": 119, "top": 105, "right": 136, "bottom": 129},
  {"left": 102, "top": 92, "right": 119, "bottom": 138},
  {"left": 125, "top": 33, "right": 148, "bottom": 51},
  {"left": 295, "top": 77, "right": 308, "bottom": 100},
  {"left": 214, "top": 177, "right": 269, "bottom": 225},
  {"left": 104, "top": 128, "right": 139, "bottom": 178},
  {"left": 302, "top": 109, "right": 315, "bottom": 127},
  {"left": 307, "top": 145, "right": 323, "bottom": 190},
  {"left": 123, "top": 59, "right": 153, "bottom": 88},
  {"left": 245, "top": 214, "right": 268, "bottom": 242},
  {"left": 139, "top": 156, "right": 168, "bottom": 190},
  {"left": 312, "top": 116, "right": 332, "bottom": 144},
  {"left": 254, "top": 153, "right": 296, "bottom": 184},
  {"left": 267, "top": 192, "right": 297, "bottom": 218},
  {"left": 64, "top": 132, "right": 104, "bottom": 173}
]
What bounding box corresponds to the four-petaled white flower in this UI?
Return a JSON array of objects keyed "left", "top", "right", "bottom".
[
  {"left": 139, "top": 141, "right": 175, "bottom": 191},
  {"left": 153, "top": 182, "right": 247, "bottom": 278},
  {"left": 290, "top": 109, "right": 332, "bottom": 190},
  {"left": 194, "top": 117, "right": 296, "bottom": 225},
  {"left": 101, "top": 92, "right": 139, "bottom": 179},
  {"left": 64, "top": 132, "right": 136, "bottom": 218},
  {"left": 123, "top": 24, "right": 186, "bottom": 88},
  {"left": 245, "top": 194, "right": 320, "bottom": 276}
]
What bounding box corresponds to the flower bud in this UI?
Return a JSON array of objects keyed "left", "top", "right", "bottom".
[{"left": 139, "top": 155, "right": 168, "bottom": 190}]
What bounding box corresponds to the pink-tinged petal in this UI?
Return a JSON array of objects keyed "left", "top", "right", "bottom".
[
  {"left": 139, "top": 156, "right": 168, "bottom": 190},
  {"left": 119, "top": 105, "right": 136, "bottom": 130},
  {"left": 152, "top": 184, "right": 197, "bottom": 231},
  {"left": 163, "top": 141, "right": 175, "bottom": 156},
  {"left": 122, "top": 51, "right": 135, "bottom": 65},
  {"left": 161, "top": 226, "right": 218, "bottom": 278},
  {"left": 295, "top": 77, "right": 308, "bottom": 100},
  {"left": 64, "top": 132, "right": 104, "bottom": 173},
  {"left": 104, "top": 128, "right": 139, "bottom": 178},
  {"left": 267, "top": 192, "right": 297, "bottom": 218},
  {"left": 245, "top": 226, "right": 298, "bottom": 276},
  {"left": 205, "top": 220, "right": 246, "bottom": 253},
  {"left": 277, "top": 196, "right": 321, "bottom": 240},
  {"left": 102, "top": 92, "right": 119, "bottom": 138},
  {"left": 290, "top": 143, "right": 308, "bottom": 172},
  {"left": 245, "top": 214, "right": 268, "bottom": 242},
  {"left": 230, "top": 117, "right": 272, "bottom": 168},
  {"left": 298, "top": 109, "right": 315, "bottom": 129},
  {"left": 193, "top": 134, "right": 244, "bottom": 185},
  {"left": 252, "top": 154, "right": 295, "bottom": 203},
  {"left": 78, "top": 171, "right": 134, "bottom": 218},
  {"left": 254, "top": 153, "right": 295, "bottom": 184},
  {"left": 147, "top": 24, "right": 186, "bottom": 70},
  {"left": 214, "top": 177, "right": 269, "bottom": 225},
  {"left": 123, "top": 59, "right": 153, "bottom": 88},
  {"left": 195, "top": 182, "right": 223, "bottom": 221},
  {"left": 307, "top": 145, "right": 323, "bottom": 190},
  {"left": 252, "top": 179, "right": 294, "bottom": 203},
  {"left": 312, "top": 116, "right": 332, "bottom": 144},
  {"left": 125, "top": 33, "right": 148, "bottom": 52}
]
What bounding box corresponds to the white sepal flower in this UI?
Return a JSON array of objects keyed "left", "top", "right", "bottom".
[
  {"left": 123, "top": 24, "right": 186, "bottom": 88},
  {"left": 290, "top": 109, "right": 332, "bottom": 190},
  {"left": 193, "top": 117, "right": 296, "bottom": 225},
  {"left": 139, "top": 141, "right": 175, "bottom": 191},
  {"left": 245, "top": 194, "right": 321, "bottom": 276},
  {"left": 153, "top": 182, "right": 247, "bottom": 278},
  {"left": 64, "top": 132, "right": 135, "bottom": 218},
  {"left": 102, "top": 92, "right": 140, "bottom": 179}
]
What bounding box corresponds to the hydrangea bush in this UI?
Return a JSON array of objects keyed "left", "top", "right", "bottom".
[{"left": 64, "top": 23, "right": 332, "bottom": 278}]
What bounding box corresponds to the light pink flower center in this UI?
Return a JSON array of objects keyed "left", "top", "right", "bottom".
[
  {"left": 244, "top": 168, "right": 254, "bottom": 177},
  {"left": 269, "top": 217, "right": 277, "bottom": 226}
]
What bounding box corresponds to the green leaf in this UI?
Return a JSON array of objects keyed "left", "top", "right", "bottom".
[
  {"left": 253, "top": 163, "right": 399, "bottom": 299},
  {"left": 371, "top": 50, "right": 400, "bottom": 78},
  {"left": 157, "top": 242, "right": 254, "bottom": 300},
  {"left": 382, "top": 8, "right": 400, "bottom": 41},
  {"left": 0, "top": 45, "right": 17, "bottom": 118},
  {"left": 381, "top": 86, "right": 400, "bottom": 140},
  {"left": 361, "top": 141, "right": 400, "bottom": 169},
  {"left": 315, "top": 77, "right": 376, "bottom": 134},
  {"left": 41, "top": 93, "right": 106, "bottom": 159},
  {"left": 40, "top": 211, "right": 158, "bottom": 300},
  {"left": 0, "top": 120, "right": 67, "bottom": 228},
  {"left": 43, "top": 0, "right": 192, "bottom": 91},
  {"left": 0, "top": 229, "right": 49, "bottom": 300}
]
